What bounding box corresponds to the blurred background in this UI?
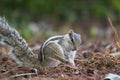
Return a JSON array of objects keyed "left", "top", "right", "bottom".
[{"left": 0, "top": 0, "right": 120, "bottom": 41}]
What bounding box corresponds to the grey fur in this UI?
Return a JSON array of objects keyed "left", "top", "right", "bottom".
[{"left": 38, "top": 30, "right": 81, "bottom": 67}]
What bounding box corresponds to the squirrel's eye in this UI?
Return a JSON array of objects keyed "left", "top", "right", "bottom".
[
  {"left": 70, "top": 37, "right": 75, "bottom": 46},
  {"left": 71, "top": 38, "right": 74, "bottom": 43}
]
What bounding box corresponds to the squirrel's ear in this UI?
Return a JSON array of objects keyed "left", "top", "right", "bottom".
[
  {"left": 68, "top": 29, "right": 74, "bottom": 38},
  {"left": 68, "top": 29, "right": 74, "bottom": 34}
]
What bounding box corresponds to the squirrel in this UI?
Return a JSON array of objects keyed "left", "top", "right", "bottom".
[
  {"left": 38, "top": 30, "right": 81, "bottom": 67},
  {"left": 0, "top": 17, "right": 81, "bottom": 68}
]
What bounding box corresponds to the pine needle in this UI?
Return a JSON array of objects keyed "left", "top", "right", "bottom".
[{"left": 108, "top": 17, "right": 120, "bottom": 49}]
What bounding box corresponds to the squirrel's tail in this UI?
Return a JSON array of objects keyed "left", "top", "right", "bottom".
[{"left": 0, "top": 17, "right": 41, "bottom": 68}]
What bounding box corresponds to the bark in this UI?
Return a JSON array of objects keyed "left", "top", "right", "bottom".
[{"left": 0, "top": 17, "right": 41, "bottom": 68}]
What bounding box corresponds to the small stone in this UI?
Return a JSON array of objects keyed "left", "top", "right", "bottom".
[
  {"left": 0, "top": 69, "right": 6, "bottom": 73},
  {"left": 74, "top": 70, "right": 79, "bottom": 75}
]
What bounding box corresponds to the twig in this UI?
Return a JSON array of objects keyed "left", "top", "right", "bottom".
[
  {"left": 60, "top": 63, "right": 78, "bottom": 69},
  {"left": 10, "top": 73, "right": 37, "bottom": 78},
  {"left": 75, "top": 59, "right": 88, "bottom": 62},
  {"left": 108, "top": 17, "right": 120, "bottom": 41},
  {"left": 10, "top": 68, "right": 38, "bottom": 78},
  {"left": 108, "top": 17, "right": 120, "bottom": 49},
  {"left": 109, "top": 52, "right": 120, "bottom": 57}
]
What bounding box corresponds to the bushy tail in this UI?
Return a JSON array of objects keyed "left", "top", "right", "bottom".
[{"left": 0, "top": 17, "right": 41, "bottom": 68}]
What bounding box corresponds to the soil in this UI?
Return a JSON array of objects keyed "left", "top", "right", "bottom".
[{"left": 0, "top": 38, "right": 120, "bottom": 80}]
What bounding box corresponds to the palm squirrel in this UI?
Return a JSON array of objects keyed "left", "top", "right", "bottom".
[
  {"left": 0, "top": 17, "right": 81, "bottom": 68},
  {"left": 38, "top": 30, "right": 81, "bottom": 67}
]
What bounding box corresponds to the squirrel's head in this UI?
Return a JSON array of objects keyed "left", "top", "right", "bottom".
[{"left": 68, "top": 30, "right": 81, "bottom": 50}]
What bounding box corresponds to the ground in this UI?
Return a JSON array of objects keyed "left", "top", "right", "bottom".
[{"left": 0, "top": 38, "right": 120, "bottom": 80}]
